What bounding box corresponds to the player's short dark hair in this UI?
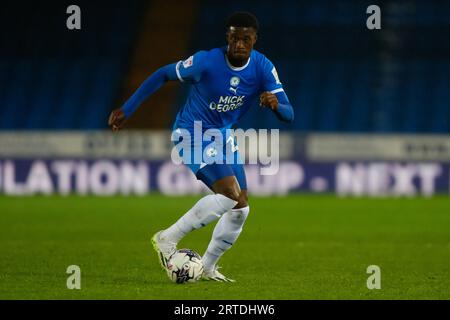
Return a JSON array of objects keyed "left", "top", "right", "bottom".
[{"left": 226, "top": 12, "right": 259, "bottom": 32}]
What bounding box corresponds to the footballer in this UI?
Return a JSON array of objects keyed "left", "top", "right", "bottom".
[{"left": 108, "top": 12, "right": 294, "bottom": 282}]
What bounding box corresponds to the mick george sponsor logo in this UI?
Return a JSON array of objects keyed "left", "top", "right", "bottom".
[{"left": 209, "top": 95, "right": 245, "bottom": 112}]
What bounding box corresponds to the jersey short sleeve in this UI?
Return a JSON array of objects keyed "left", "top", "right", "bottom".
[
  {"left": 261, "top": 56, "right": 284, "bottom": 94},
  {"left": 175, "top": 51, "right": 208, "bottom": 83}
]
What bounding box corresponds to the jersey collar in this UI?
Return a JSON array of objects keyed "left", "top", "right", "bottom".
[{"left": 225, "top": 53, "right": 251, "bottom": 71}]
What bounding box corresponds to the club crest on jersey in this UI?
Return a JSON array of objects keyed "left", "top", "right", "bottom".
[
  {"left": 230, "top": 76, "right": 240, "bottom": 87},
  {"left": 229, "top": 76, "right": 240, "bottom": 95}
]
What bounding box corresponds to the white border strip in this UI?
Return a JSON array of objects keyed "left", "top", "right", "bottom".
[
  {"left": 175, "top": 61, "right": 184, "bottom": 82},
  {"left": 225, "top": 55, "right": 251, "bottom": 71},
  {"left": 270, "top": 88, "right": 284, "bottom": 94}
]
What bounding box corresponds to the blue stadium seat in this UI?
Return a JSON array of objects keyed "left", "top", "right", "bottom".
[{"left": 0, "top": 2, "right": 142, "bottom": 130}]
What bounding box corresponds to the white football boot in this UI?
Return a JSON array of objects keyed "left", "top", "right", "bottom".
[
  {"left": 202, "top": 266, "right": 235, "bottom": 283},
  {"left": 151, "top": 230, "right": 177, "bottom": 270}
]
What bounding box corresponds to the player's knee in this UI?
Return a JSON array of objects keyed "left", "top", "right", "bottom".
[
  {"left": 234, "top": 190, "right": 248, "bottom": 209},
  {"left": 217, "top": 186, "right": 241, "bottom": 203}
]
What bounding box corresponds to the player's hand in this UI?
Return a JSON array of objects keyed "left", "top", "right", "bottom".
[
  {"left": 108, "top": 108, "right": 126, "bottom": 132},
  {"left": 259, "top": 92, "right": 278, "bottom": 111}
]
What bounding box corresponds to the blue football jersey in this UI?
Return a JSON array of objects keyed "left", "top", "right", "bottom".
[{"left": 173, "top": 47, "right": 284, "bottom": 133}]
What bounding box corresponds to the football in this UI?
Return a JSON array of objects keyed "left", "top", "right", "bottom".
[{"left": 166, "top": 249, "right": 204, "bottom": 284}]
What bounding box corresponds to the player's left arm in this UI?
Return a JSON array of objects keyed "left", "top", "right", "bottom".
[
  {"left": 260, "top": 57, "right": 294, "bottom": 123},
  {"left": 259, "top": 90, "right": 294, "bottom": 123}
]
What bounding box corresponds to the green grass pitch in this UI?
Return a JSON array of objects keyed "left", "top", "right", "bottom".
[{"left": 0, "top": 195, "right": 449, "bottom": 299}]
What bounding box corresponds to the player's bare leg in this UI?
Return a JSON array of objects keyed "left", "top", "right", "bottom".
[
  {"left": 202, "top": 177, "right": 250, "bottom": 282},
  {"left": 152, "top": 176, "right": 238, "bottom": 270}
]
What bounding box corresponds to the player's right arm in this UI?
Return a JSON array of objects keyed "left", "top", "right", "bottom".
[{"left": 108, "top": 51, "right": 208, "bottom": 131}]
